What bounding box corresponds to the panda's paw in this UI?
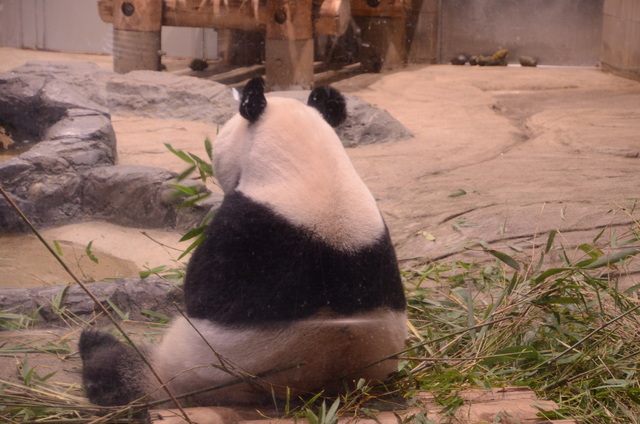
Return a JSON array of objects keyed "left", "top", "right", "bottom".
[{"left": 79, "top": 329, "right": 147, "bottom": 406}]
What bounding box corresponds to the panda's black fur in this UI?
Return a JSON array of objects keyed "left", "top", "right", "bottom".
[
  {"left": 185, "top": 190, "right": 405, "bottom": 324},
  {"left": 79, "top": 77, "right": 407, "bottom": 407}
]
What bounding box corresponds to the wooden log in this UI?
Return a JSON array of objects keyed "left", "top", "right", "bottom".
[
  {"left": 112, "top": 0, "right": 163, "bottom": 73},
  {"left": 265, "top": 0, "right": 314, "bottom": 90},
  {"left": 218, "top": 29, "right": 265, "bottom": 66},
  {"left": 357, "top": 15, "right": 406, "bottom": 72},
  {"left": 407, "top": 0, "right": 439, "bottom": 64},
  {"left": 113, "top": 0, "right": 162, "bottom": 31},
  {"left": 349, "top": 0, "right": 409, "bottom": 72},
  {"left": 149, "top": 387, "right": 576, "bottom": 424},
  {"left": 350, "top": 0, "right": 407, "bottom": 18},
  {"left": 98, "top": 0, "right": 350, "bottom": 36}
]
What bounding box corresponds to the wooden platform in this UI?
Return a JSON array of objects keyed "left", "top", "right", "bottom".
[{"left": 150, "top": 386, "right": 577, "bottom": 424}]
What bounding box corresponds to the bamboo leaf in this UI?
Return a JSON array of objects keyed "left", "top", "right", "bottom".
[
  {"left": 205, "top": 137, "right": 213, "bottom": 161},
  {"left": 168, "top": 184, "right": 200, "bottom": 196},
  {"left": 585, "top": 248, "right": 639, "bottom": 269},
  {"left": 545, "top": 229, "right": 557, "bottom": 253},
  {"left": 177, "top": 234, "right": 206, "bottom": 260},
  {"left": 448, "top": 189, "right": 467, "bottom": 198},
  {"left": 485, "top": 249, "right": 520, "bottom": 271},
  {"left": 85, "top": 240, "right": 99, "bottom": 264},
  {"left": 481, "top": 345, "right": 541, "bottom": 365},
  {"left": 139, "top": 265, "right": 167, "bottom": 279},
  {"left": 180, "top": 225, "right": 206, "bottom": 242},
  {"left": 52, "top": 240, "right": 63, "bottom": 256},
  {"left": 164, "top": 143, "right": 194, "bottom": 164}
]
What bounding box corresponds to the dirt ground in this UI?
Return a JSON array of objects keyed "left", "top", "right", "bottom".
[{"left": 1, "top": 47, "right": 640, "bottom": 289}]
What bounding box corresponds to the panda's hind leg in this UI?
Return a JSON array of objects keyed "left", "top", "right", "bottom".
[{"left": 79, "top": 329, "right": 150, "bottom": 406}]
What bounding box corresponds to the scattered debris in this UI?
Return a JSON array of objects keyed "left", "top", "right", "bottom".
[
  {"left": 450, "top": 54, "right": 468, "bottom": 65},
  {"left": 451, "top": 49, "right": 509, "bottom": 66},
  {"left": 477, "top": 49, "right": 508, "bottom": 66},
  {"left": 0, "top": 125, "right": 14, "bottom": 150},
  {"left": 519, "top": 55, "right": 538, "bottom": 67},
  {"left": 189, "top": 58, "right": 209, "bottom": 71}
]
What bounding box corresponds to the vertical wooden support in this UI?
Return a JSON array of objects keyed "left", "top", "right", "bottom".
[
  {"left": 112, "top": 0, "right": 162, "bottom": 73},
  {"left": 265, "top": 0, "right": 314, "bottom": 91},
  {"left": 218, "top": 29, "right": 265, "bottom": 66},
  {"left": 358, "top": 16, "right": 406, "bottom": 72},
  {"left": 352, "top": 0, "right": 408, "bottom": 72},
  {"left": 407, "top": 0, "right": 439, "bottom": 63}
]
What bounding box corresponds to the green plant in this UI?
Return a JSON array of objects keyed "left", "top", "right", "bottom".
[
  {"left": 0, "top": 310, "right": 37, "bottom": 331},
  {"left": 397, "top": 224, "right": 640, "bottom": 423},
  {"left": 165, "top": 140, "right": 218, "bottom": 261}
]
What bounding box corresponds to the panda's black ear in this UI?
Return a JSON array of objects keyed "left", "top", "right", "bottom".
[
  {"left": 307, "top": 86, "right": 347, "bottom": 128},
  {"left": 240, "top": 77, "right": 267, "bottom": 123}
]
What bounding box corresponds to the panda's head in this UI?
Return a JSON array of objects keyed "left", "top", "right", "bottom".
[{"left": 212, "top": 77, "right": 385, "bottom": 251}]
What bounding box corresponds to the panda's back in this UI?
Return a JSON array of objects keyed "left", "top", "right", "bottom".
[{"left": 184, "top": 191, "right": 405, "bottom": 326}]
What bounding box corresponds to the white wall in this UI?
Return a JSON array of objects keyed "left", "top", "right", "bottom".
[{"left": 0, "top": 0, "right": 218, "bottom": 58}]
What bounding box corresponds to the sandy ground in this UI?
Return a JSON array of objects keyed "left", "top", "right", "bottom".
[
  {"left": 1, "top": 47, "right": 640, "bottom": 288},
  {"left": 1, "top": 47, "right": 640, "bottom": 420}
]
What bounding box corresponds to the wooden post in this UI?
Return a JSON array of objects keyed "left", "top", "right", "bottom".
[
  {"left": 265, "top": 0, "right": 314, "bottom": 91},
  {"left": 218, "top": 29, "right": 265, "bottom": 66},
  {"left": 112, "top": 0, "right": 162, "bottom": 73},
  {"left": 352, "top": 0, "right": 408, "bottom": 72},
  {"left": 407, "top": 0, "right": 439, "bottom": 64}
]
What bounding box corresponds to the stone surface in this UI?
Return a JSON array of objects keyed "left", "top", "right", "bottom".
[
  {"left": 11, "top": 61, "right": 412, "bottom": 146},
  {"left": 81, "top": 165, "right": 179, "bottom": 228},
  {"left": 268, "top": 90, "right": 412, "bottom": 146},
  {"left": 0, "top": 70, "right": 207, "bottom": 234},
  {"left": 0, "top": 72, "right": 118, "bottom": 231},
  {"left": 0, "top": 276, "right": 182, "bottom": 326},
  {"left": 1, "top": 61, "right": 411, "bottom": 236},
  {"left": 10, "top": 61, "right": 238, "bottom": 126}
]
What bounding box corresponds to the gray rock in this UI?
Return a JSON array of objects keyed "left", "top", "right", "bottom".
[
  {"left": 519, "top": 55, "right": 538, "bottom": 67},
  {"left": 45, "top": 109, "right": 114, "bottom": 143},
  {"left": 267, "top": 91, "right": 412, "bottom": 146},
  {"left": 0, "top": 276, "right": 183, "bottom": 327},
  {"left": 11, "top": 61, "right": 412, "bottom": 146},
  {"left": 39, "top": 78, "right": 110, "bottom": 116},
  {"left": 1, "top": 61, "right": 410, "bottom": 235},
  {"left": 18, "top": 143, "right": 73, "bottom": 173},
  {"left": 82, "top": 165, "right": 179, "bottom": 228},
  {"left": 11, "top": 62, "right": 238, "bottom": 126},
  {"left": 339, "top": 94, "right": 412, "bottom": 146},
  {"left": 105, "top": 71, "right": 237, "bottom": 124},
  {"left": 0, "top": 158, "right": 33, "bottom": 182}
]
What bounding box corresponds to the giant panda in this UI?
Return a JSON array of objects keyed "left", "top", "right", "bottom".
[{"left": 79, "top": 77, "right": 407, "bottom": 407}]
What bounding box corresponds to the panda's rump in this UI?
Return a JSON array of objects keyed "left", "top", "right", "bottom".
[{"left": 153, "top": 309, "right": 406, "bottom": 404}]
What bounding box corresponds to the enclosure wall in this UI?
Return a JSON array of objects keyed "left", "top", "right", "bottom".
[
  {"left": 601, "top": 0, "right": 640, "bottom": 80},
  {"left": 439, "top": 0, "right": 604, "bottom": 66}
]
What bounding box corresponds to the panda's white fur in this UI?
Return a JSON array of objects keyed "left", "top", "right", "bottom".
[
  {"left": 214, "top": 96, "right": 385, "bottom": 251},
  {"left": 152, "top": 310, "right": 406, "bottom": 404},
  {"left": 79, "top": 78, "right": 407, "bottom": 407}
]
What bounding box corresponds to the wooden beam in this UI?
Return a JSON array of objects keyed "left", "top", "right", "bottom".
[
  {"left": 351, "top": 0, "right": 408, "bottom": 18},
  {"left": 265, "top": 0, "right": 314, "bottom": 90},
  {"left": 112, "top": 0, "right": 163, "bottom": 73},
  {"left": 98, "top": 0, "right": 350, "bottom": 36}
]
